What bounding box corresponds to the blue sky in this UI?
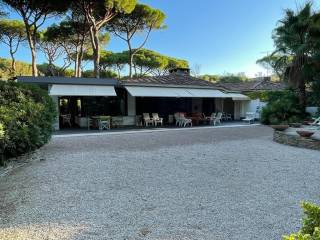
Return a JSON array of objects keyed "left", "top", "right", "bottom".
[{"left": 1, "top": 0, "right": 315, "bottom": 77}]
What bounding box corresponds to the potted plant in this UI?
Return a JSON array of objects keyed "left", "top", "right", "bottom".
[
  {"left": 296, "top": 130, "right": 315, "bottom": 138},
  {"left": 269, "top": 119, "right": 289, "bottom": 131}
]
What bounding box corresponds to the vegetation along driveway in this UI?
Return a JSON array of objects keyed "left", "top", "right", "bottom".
[{"left": 0, "top": 126, "right": 319, "bottom": 240}]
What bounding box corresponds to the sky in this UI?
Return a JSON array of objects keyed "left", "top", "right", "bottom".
[{"left": 0, "top": 0, "right": 317, "bottom": 77}]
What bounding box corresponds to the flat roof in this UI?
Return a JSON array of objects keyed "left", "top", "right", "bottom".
[{"left": 17, "top": 76, "right": 119, "bottom": 86}]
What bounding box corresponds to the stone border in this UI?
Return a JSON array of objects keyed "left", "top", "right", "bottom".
[
  {"left": 273, "top": 130, "right": 320, "bottom": 151},
  {"left": 0, "top": 149, "right": 43, "bottom": 178}
]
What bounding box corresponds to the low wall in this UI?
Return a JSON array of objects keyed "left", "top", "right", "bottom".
[{"left": 273, "top": 131, "right": 320, "bottom": 151}]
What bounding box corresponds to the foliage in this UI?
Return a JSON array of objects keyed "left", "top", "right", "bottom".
[
  {"left": 200, "top": 73, "right": 248, "bottom": 83},
  {"left": 107, "top": 3, "right": 166, "bottom": 78},
  {"left": 201, "top": 74, "right": 221, "bottom": 82},
  {"left": 283, "top": 202, "right": 320, "bottom": 240},
  {"left": 72, "top": 0, "right": 136, "bottom": 78},
  {"left": 82, "top": 69, "right": 117, "bottom": 78},
  {"left": 0, "top": 57, "right": 32, "bottom": 79},
  {"left": 0, "top": 81, "right": 56, "bottom": 164},
  {"left": 261, "top": 90, "right": 304, "bottom": 124},
  {"left": 84, "top": 49, "right": 189, "bottom": 77},
  {"left": 245, "top": 91, "right": 271, "bottom": 102},
  {"left": 3, "top": 0, "right": 72, "bottom": 76},
  {"left": 256, "top": 54, "right": 292, "bottom": 80},
  {"left": 37, "top": 63, "right": 74, "bottom": 77},
  {"left": 0, "top": 19, "right": 27, "bottom": 75},
  {"left": 308, "top": 74, "right": 320, "bottom": 107},
  {"left": 131, "top": 49, "right": 188, "bottom": 76},
  {"left": 272, "top": 3, "right": 320, "bottom": 110}
]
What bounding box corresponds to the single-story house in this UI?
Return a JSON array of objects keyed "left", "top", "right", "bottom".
[{"left": 17, "top": 68, "right": 259, "bottom": 130}]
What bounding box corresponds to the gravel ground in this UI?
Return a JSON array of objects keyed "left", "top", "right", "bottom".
[{"left": 0, "top": 125, "right": 320, "bottom": 240}]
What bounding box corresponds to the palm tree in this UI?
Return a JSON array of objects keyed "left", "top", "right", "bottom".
[{"left": 272, "top": 3, "right": 319, "bottom": 110}]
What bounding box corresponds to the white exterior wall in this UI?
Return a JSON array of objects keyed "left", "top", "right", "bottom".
[
  {"left": 51, "top": 95, "right": 60, "bottom": 130},
  {"left": 242, "top": 99, "right": 267, "bottom": 119}
]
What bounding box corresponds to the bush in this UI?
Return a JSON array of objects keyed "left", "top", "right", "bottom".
[
  {"left": 283, "top": 202, "right": 320, "bottom": 240},
  {"left": 261, "top": 90, "right": 305, "bottom": 125},
  {"left": 0, "top": 81, "right": 56, "bottom": 164}
]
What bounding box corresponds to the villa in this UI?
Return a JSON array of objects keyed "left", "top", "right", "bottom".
[{"left": 17, "top": 68, "right": 284, "bottom": 130}]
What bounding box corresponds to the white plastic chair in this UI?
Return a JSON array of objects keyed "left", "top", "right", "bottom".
[
  {"left": 242, "top": 112, "right": 255, "bottom": 124},
  {"left": 174, "top": 113, "right": 182, "bottom": 126},
  {"left": 152, "top": 113, "right": 163, "bottom": 126},
  {"left": 207, "top": 113, "right": 216, "bottom": 125},
  {"left": 143, "top": 113, "right": 153, "bottom": 127},
  {"left": 311, "top": 117, "right": 320, "bottom": 126},
  {"left": 213, "top": 112, "right": 223, "bottom": 125},
  {"left": 179, "top": 113, "right": 192, "bottom": 127}
]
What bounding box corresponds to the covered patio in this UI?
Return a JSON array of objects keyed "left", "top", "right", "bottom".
[{"left": 17, "top": 69, "right": 252, "bottom": 131}]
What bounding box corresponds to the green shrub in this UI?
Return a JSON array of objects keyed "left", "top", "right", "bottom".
[
  {"left": 261, "top": 90, "right": 305, "bottom": 125},
  {"left": 283, "top": 202, "right": 320, "bottom": 240},
  {"left": 0, "top": 81, "right": 56, "bottom": 164}
]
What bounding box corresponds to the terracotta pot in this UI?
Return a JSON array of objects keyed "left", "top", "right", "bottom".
[
  {"left": 296, "top": 130, "right": 315, "bottom": 138},
  {"left": 270, "top": 125, "right": 289, "bottom": 131}
]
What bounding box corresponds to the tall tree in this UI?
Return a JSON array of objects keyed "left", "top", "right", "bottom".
[
  {"left": 0, "top": 19, "right": 26, "bottom": 75},
  {"left": 39, "top": 29, "right": 70, "bottom": 76},
  {"left": 272, "top": 3, "right": 320, "bottom": 110},
  {"left": 3, "top": 0, "right": 71, "bottom": 76},
  {"left": 108, "top": 4, "right": 166, "bottom": 78},
  {"left": 73, "top": 0, "right": 136, "bottom": 78}
]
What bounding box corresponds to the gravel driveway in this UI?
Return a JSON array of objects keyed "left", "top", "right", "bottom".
[{"left": 0, "top": 125, "right": 319, "bottom": 240}]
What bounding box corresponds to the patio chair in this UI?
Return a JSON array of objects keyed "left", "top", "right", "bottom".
[
  {"left": 179, "top": 113, "right": 192, "bottom": 127},
  {"left": 87, "top": 117, "right": 93, "bottom": 130},
  {"left": 98, "top": 116, "right": 111, "bottom": 130},
  {"left": 311, "top": 116, "right": 320, "bottom": 126},
  {"left": 174, "top": 112, "right": 182, "bottom": 126},
  {"left": 242, "top": 112, "right": 255, "bottom": 124},
  {"left": 143, "top": 113, "right": 153, "bottom": 127},
  {"left": 213, "top": 112, "right": 223, "bottom": 125},
  {"left": 221, "top": 112, "right": 227, "bottom": 121},
  {"left": 62, "top": 114, "right": 72, "bottom": 127},
  {"left": 207, "top": 113, "right": 216, "bottom": 125},
  {"left": 152, "top": 113, "right": 163, "bottom": 126},
  {"left": 226, "top": 113, "right": 232, "bottom": 121}
]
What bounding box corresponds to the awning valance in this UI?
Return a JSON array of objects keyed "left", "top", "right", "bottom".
[
  {"left": 125, "top": 86, "right": 228, "bottom": 98},
  {"left": 49, "top": 84, "right": 117, "bottom": 96},
  {"left": 186, "top": 88, "right": 227, "bottom": 98},
  {"left": 226, "top": 93, "right": 250, "bottom": 101}
]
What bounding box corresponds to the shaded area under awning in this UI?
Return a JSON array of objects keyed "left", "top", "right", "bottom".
[{"left": 49, "top": 84, "right": 117, "bottom": 96}]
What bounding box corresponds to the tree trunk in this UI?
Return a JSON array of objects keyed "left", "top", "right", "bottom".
[
  {"left": 74, "top": 51, "right": 79, "bottom": 77},
  {"left": 10, "top": 52, "right": 16, "bottom": 75},
  {"left": 77, "top": 44, "right": 84, "bottom": 78},
  {"left": 127, "top": 39, "right": 133, "bottom": 78},
  {"left": 298, "top": 79, "right": 306, "bottom": 112},
  {"left": 90, "top": 28, "right": 100, "bottom": 78},
  {"left": 25, "top": 26, "right": 38, "bottom": 76}
]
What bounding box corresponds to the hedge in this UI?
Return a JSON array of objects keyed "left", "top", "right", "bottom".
[{"left": 0, "top": 80, "right": 56, "bottom": 165}]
